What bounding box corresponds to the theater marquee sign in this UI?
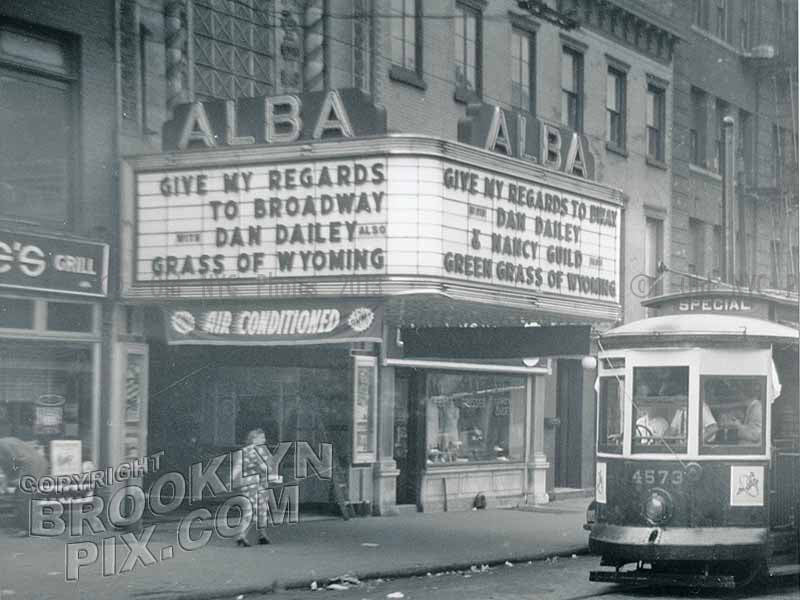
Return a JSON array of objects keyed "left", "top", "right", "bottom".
[{"left": 122, "top": 136, "right": 622, "bottom": 316}]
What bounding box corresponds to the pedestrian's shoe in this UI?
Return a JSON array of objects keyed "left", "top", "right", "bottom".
[
  {"left": 258, "top": 534, "right": 270, "bottom": 545},
  {"left": 236, "top": 537, "right": 251, "bottom": 547}
]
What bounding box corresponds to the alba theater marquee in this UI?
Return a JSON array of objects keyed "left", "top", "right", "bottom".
[
  {"left": 121, "top": 97, "right": 622, "bottom": 322},
  {"left": 119, "top": 90, "right": 624, "bottom": 514}
]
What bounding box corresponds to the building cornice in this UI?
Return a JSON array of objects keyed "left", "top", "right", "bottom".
[{"left": 570, "top": 0, "right": 681, "bottom": 64}]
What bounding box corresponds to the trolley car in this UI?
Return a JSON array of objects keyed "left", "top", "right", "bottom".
[{"left": 587, "top": 295, "right": 799, "bottom": 588}]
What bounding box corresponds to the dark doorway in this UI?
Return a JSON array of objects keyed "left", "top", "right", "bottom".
[
  {"left": 394, "top": 370, "right": 423, "bottom": 507},
  {"left": 555, "top": 359, "right": 583, "bottom": 488}
]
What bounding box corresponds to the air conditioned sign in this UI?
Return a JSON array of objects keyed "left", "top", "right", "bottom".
[
  {"left": 164, "top": 299, "right": 382, "bottom": 345},
  {"left": 0, "top": 231, "right": 108, "bottom": 297}
]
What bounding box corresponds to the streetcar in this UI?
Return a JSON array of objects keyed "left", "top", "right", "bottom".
[{"left": 586, "top": 294, "right": 799, "bottom": 588}]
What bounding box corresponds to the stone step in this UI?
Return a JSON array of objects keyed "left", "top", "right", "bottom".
[
  {"left": 549, "top": 487, "right": 594, "bottom": 502},
  {"left": 395, "top": 504, "right": 419, "bottom": 515}
]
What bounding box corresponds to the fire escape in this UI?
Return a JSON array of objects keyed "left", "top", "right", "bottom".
[{"left": 741, "top": 3, "right": 799, "bottom": 295}]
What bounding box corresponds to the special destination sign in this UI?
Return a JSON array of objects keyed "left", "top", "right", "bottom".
[{"left": 133, "top": 155, "right": 620, "bottom": 302}]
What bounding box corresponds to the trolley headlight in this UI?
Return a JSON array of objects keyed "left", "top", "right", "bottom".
[{"left": 643, "top": 490, "right": 672, "bottom": 525}]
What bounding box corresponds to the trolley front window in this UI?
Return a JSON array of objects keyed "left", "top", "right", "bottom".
[
  {"left": 700, "top": 375, "right": 766, "bottom": 455},
  {"left": 598, "top": 377, "right": 623, "bottom": 454},
  {"left": 632, "top": 366, "right": 689, "bottom": 454}
]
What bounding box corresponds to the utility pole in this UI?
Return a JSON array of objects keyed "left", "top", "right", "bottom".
[{"left": 722, "top": 116, "right": 737, "bottom": 284}]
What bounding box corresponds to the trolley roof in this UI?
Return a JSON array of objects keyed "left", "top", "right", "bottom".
[{"left": 600, "top": 314, "right": 799, "bottom": 346}]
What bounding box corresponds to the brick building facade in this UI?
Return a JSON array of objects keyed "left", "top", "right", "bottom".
[
  {"left": 0, "top": 1, "right": 117, "bottom": 483},
  {"left": 669, "top": 0, "right": 798, "bottom": 295}
]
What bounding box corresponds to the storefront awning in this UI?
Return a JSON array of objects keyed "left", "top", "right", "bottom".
[{"left": 399, "top": 325, "right": 590, "bottom": 360}]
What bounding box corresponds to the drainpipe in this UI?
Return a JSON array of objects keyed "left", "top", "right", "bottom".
[{"left": 722, "top": 116, "right": 737, "bottom": 283}]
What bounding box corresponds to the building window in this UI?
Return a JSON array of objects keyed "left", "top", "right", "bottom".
[
  {"left": 0, "top": 297, "right": 34, "bottom": 330},
  {"left": 561, "top": 47, "right": 582, "bottom": 131},
  {"left": 713, "top": 0, "right": 728, "bottom": 41},
  {"left": 693, "top": 0, "right": 707, "bottom": 28},
  {"left": 771, "top": 240, "right": 782, "bottom": 288},
  {"left": 772, "top": 124, "right": 787, "bottom": 185},
  {"left": 425, "top": 371, "right": 525, "bottom": 464},
  {"left": 511, "top": 27, "right": 534, "bottom": 113},
  {"left": 0, "top": 27, "right": 75, "bottom": 229},
  {"left": 454, "top": 2, "right": 481, "bottom": 100},
  {"left": 714, "top": 99, "right": 729, "bottom": 173},
  {"left": 688, "top": 218, "right": 705, "bottom": 275},
  {"left": 737, "top": 109, "right": 753, "bottom": 183},
  {"left": 740, "top": 1, "right": 753, "bottom": 50},
  {"left": 645, "top": 216, "right": 664, "bottom": 295},
  {"left": 690, "top": 88, "right": 706, "bottom": 167},
  {"left": 606, "top": 67, "right": 626, "bottom": 150},
  {"left": 0, "top": 342, "right": 94, "bottom": 459},
  {"left": 390, "top": 0, "right": 422, "bottom": 81},
  {"left": 646, "top": 84, "right": 666, "bottom": 162},
  {"left": 353, "top": 0, "right": 371, "bottom": 93},
  {"left": 712, "top": 225, "right": 723, "bottom": 279},
  {"left": 192, "top": 0, "right": 274, "bottom": 100}
]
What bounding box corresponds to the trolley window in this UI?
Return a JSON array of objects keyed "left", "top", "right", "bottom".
[
  {"left": 632, "top": 366, "right": 688, "bottom": 454},
  {"left": 700, "top": 375, "right": 766, "bottom": 455},
  {"left": 598, "top": 377, "right": 623, "bottom": 454}
]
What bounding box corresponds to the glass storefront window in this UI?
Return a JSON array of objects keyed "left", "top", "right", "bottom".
[
  {"left": 700, "top": 375, "right": 766, "bottom": 454},
  {"left": 632, "top": 366, "right": 688, "bottom": 453},
  {"left": 424, "top": 372, "right": 525, "bottom": 464},
  {"left": 598, "top": 377, "right": 623, "bottom": 454},
  {"left": 0, "top": 341, "right": 94, "bottom": 474}
]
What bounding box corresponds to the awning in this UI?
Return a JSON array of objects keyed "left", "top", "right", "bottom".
[{"left": 399, "top": 325, "right": 590, "bottom": 360}]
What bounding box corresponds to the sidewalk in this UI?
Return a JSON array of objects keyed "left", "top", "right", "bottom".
[{"left": 0, "top": 498, "right": 590, "bottom": 600}]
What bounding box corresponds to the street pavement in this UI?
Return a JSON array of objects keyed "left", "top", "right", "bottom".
[
  {"left": 233, "top": 555, "right": 799, "bottom": 600},
  {"left": 0, "top": 497, "right": 590, "bottom": 600}
]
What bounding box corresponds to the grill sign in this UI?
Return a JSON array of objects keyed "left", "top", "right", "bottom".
[{"left": 0, "top": 230, "right": 108, "bottom": 297}]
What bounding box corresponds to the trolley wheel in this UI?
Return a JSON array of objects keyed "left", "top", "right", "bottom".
[{"left": 735, "top": 560, "right": 768, "bottom": 589}]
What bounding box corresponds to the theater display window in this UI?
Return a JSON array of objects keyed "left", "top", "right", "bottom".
[{"left": 424, "top": 372, "right": 525, "bottom": 464}]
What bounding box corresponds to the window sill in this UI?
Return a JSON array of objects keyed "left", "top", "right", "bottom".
[
  {"left": 454, "top": 86, "right": 481, "bottom": 105},
  {"left": 689, "top": 163, "right": 722, "bottom": 181},
  {"left": 606, "top": 142, "right": 628, "bottom": 158},
  {"left": 690, "top": 25, "right": 741, "bottom": 54},
  {"left": 388, "top": 65, "right": 427, "bottom": 91},
  {"left": 646, "top": 156, "right": 668, "bottom": 170},
  {"left": 425, "top": 459, "right": 524, "bottom": 469}
]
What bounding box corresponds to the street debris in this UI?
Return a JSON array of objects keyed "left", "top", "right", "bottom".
[
  {"left": 236, "top": 595, "right": 244, "bottom": 600},
  {"left": 571, "top": 554, "right": 578, "bottom": 559},
  {"left": 386, "top": 593, "right": 404, "bottom": 599},
  {"left": 326, "top": 583, "right": 350, "bottom": 591},
  {"left": 504, "top": 561, "right": 513, "bottom": 567},
  {"left": 361, "top": 542, "right": 380, "bottom": 548},
  {"left": 329, "top": 574, "right": 361, "bottom": 586},
  {"left": 310, "top": 581, "right": 318, "bottom": 590}
]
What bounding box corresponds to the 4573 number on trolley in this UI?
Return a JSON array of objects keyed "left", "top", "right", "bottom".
[{"left": 632, "top": 469, "right": 683, "bottom": 486}]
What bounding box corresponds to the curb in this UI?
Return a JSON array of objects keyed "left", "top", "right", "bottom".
[{"left": 132, "top": 546, "right": 591, "bottom": 600}]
